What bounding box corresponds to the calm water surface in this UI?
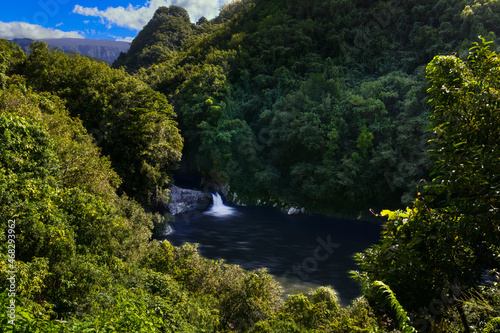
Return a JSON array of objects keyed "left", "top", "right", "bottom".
[{"left": 163, "top": 197, "right": 381, "bottom": 305}]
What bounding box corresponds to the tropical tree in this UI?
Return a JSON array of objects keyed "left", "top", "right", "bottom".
[{"left": 354, "top": 38, "right": 500, "bottom": 331}]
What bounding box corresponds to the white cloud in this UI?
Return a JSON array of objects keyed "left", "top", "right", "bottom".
[
  {"left": 0, "top": 21, "right": 84, "bottom": 39},
  {"left": 73, "top": 0, "right": 234, "bottom": 31},
  {"left": 55, "top": 22, "right": 64, "bottom": 27},
  {"left": 85, "top": 29, "right": 97, "bottom": 36},
  {"left": 114, "top": 36, "right": 135, "bottom": 43},
  {"left": 73, "top": 2, "right": 164, "bottom": 31}
]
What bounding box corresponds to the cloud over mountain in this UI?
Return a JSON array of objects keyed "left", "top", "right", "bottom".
[
  {"left": 0, "top": 21, "right": 84, "bottom": 39},
  {"left": 72, "top": 0, "right": 233, "bottom": 31}
]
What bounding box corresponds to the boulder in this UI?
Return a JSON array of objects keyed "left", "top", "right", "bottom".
[
  {"left": 168, "top": 185, "right": 212, "bottom": 215},
  {"left": 287, "top": 206, "right": 307, "bottom": 215}
]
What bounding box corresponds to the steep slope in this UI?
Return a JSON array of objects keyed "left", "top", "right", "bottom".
[
  {"left": 116, "top": 0, "right": 500, "bottom": 215},
  {"left": 8, "top": 40, "right": 183, "bottom": 208},
  {"left": 113, "top": 6, "right": 196, "bottom": 71}
]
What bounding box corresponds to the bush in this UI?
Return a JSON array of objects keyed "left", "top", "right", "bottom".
[{"left": 145, "top": 241, "right": 282, "bottom": 330}]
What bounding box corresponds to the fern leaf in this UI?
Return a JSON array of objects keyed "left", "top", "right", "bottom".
[
  {"left": 483, "top": 317, "right": 500, "bottom": 333},
  {"left": 373, "top": 281, "right": 417, "bottom": 333}
]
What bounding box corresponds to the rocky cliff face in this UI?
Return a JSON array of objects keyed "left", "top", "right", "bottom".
[{"left": 168, "top": 185, "right": 212, "bottom": 215}]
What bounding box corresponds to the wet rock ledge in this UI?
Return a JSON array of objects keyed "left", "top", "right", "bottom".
[{"left": 167, "top": 185, "right": 212, "bottom": 215}]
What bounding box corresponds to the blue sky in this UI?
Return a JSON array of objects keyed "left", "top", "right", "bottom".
[{"left": 0, "top": 0, "right": 232, "bottom": 42}]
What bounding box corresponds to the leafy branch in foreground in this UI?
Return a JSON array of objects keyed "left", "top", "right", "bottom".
[
  {"left": 373, "top": 281, "right": 416, "bottom": 333},
  {"left": 355, "top": 37, "right": 500, "bottom": 332}
]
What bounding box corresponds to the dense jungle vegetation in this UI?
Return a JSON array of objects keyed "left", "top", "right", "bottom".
[{"left": 0, "top": 0, "right": 499, "bottom": 331}]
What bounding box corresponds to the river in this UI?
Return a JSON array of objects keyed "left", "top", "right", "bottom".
[{"left": 162, "top": 194, "right": 381, "bottom": 305}]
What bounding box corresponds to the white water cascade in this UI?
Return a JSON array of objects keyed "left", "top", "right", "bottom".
[{"left": 205, "top": 193, "right": 235, "bottom": 217}]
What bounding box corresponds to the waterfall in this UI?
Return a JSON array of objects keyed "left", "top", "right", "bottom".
[
  {"left": 205, "top": 193, "right": 235, "bottom": 217},
  {"left": 163, "top": 224, "right": 174, "bottom": 236}
]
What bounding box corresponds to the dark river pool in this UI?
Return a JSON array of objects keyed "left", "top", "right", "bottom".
[{"left": 162, "top": 195, "right": 381, "bottom": 305}]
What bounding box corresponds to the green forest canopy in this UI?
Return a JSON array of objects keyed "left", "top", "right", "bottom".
[
  {"left": 0, "top": 0, "right": 499, "bottom": 331},
  {"left": 116, "top": 0, "right": 500, "bottom": 215}
]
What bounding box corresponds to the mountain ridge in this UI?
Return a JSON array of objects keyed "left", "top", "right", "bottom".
[{"left": 11, "top": 37, "right": 131, "bottom": 63}]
